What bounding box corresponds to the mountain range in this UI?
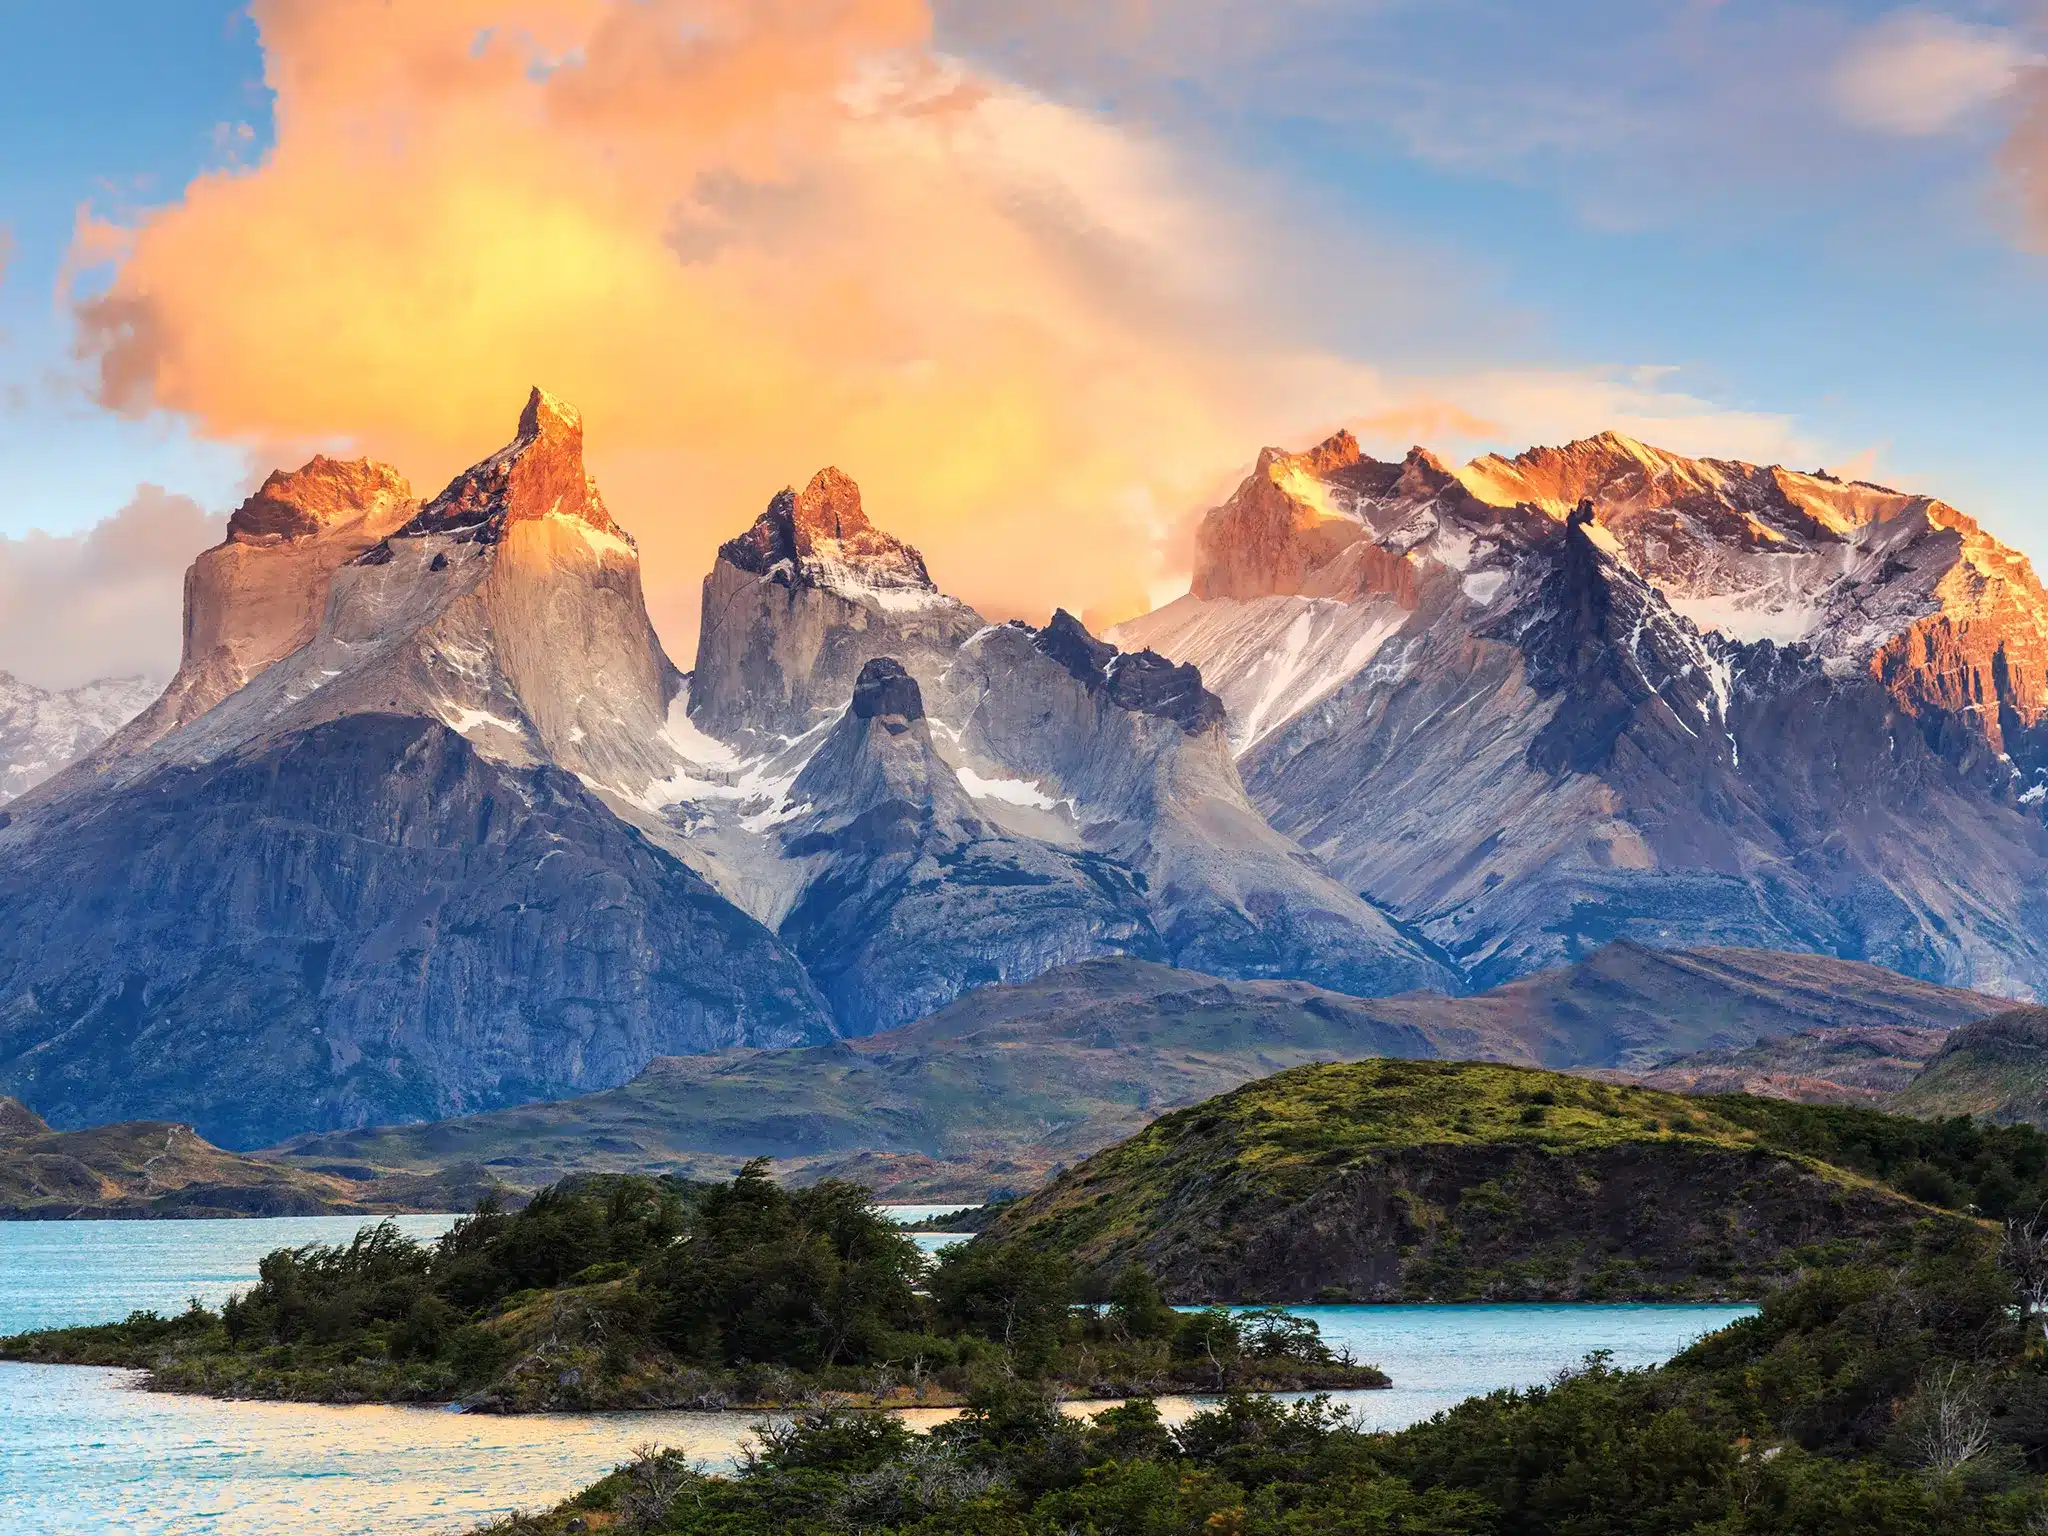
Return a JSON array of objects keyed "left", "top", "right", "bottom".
[
  {"left": 0, "top": 672, "right": 155, "bottom": 805},
  {"left": 4, "top": 392, "right": 2046, "bottom": 1149},
  {"left": 1115, "top": 431, "right": 2048, "bottom": 993}
]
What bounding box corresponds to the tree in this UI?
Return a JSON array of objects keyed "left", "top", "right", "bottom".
[
  {"left": 2003, "top": 1206, "right": 2048, "bottom": 1347},
  {"left": 929, "top": 1242, "right": 1073, "bottom": 1368},
  {"left": 1106, "top": 1264, "right": 1178, "bottom": 1342},
  {"left": 647, "top": 1163, "right": 923, "bottom": 1369},
  {"left": 1899, "top": 1362, "right": 1995, "bottom": 1480}
]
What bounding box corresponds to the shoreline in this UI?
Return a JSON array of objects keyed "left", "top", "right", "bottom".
[{"left": 0, "top": 1345, "right": 1395, "bottom": 1413}]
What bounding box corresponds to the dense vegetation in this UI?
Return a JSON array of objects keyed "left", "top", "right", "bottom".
[
  {"left": 1703, "top": 1093, "right": 2048, "bottom": 1219},
  {"left": 981, "top": 1060, "right": 1982, "bottom": 1303},
  {"left": 0, "top": 1165, "right": 1379, "bottom": 1410},
  {"left": 487, "top": 1219, "right": 2048, "bottom": 1535}
]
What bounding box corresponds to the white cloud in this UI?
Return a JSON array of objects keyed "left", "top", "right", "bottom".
[
  {"left": 1833, "top": 10, "right": 2036, "bottom": 137},
  {"left": 0, "top": 487, "right": 219, "bottom": 689}
]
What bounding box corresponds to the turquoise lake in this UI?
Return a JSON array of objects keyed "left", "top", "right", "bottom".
[{"left": 0, "top": 1215, "right": 1756, "bottom": 1536}]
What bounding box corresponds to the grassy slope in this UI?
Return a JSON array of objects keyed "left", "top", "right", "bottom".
[
  {"left": 1891, "top": 1005, "right": 2048, "bottom": 1123},
  {"left": 0, "top": 1097, "right": 497, "bottom": 1217},
  {"left": 985, "top": 1060, "right": 1968, "bottom": 1303},
  {"left": 260, "top": 948, "right": 1999, "bottom": 1200}
]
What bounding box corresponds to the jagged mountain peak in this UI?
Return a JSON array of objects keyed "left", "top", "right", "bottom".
[
  {"left": 1031, "top": 609, "right": 1225, "bottom": 737},
  {"left": 1254, "top": 427, "right": 1363, "bottom": 482},
  {"left": 518, "top": 384, "right": 582, "bottom": 441},
  {"left": 691, "top": 473, "right": 981, "bottom": 745},
  {"left": 794, "top": 466, "right": 868, "bottom": 541},
  {"left": 1456, "top": 431, "right": 1746, "bottom": 519},
  {"left": 718, "top": 469, "right": 937, "bottom": 599},
  {"left": 400, "top": 386, "right": 633, "bottom": 552},
  {"left": 229, "top": 455, "right": 414, "bottom": 543},
  {"left": 791, "top": 653, "right": 958, "bottom": 820},
  {"left": 36, "top": 386, "right": 685, "bottom": 801},
  {"left": 1449, "top": 431, "right": 1935, "bottom": 548},
  {"left": 1124, "top": 418, "right": 2048, "bottom": 997}
]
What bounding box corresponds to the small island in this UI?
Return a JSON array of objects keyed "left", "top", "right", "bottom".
[{"left": 0, "top": 1162, "right": 1385, "bottom": 1412}]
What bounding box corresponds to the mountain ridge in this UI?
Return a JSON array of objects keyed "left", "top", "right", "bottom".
[
  {"left": 258, "top": 942, "right": 2000, "bottom": 1200},
  {"left": 1114, "top": 428, "right": 2048, "bottom": 996}
]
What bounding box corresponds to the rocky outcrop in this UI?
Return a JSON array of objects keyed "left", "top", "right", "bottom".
[
  {"left": 773, "top": 660, "right": 1160, "bottom": 1034},
  {"left": 1116, "top": 430, "right": 2048, "bottom": 996},
  {"left": 39, "top": 389, "right": 689, "bottom": 805},
  {"left": 939, "top": 614, "right": 1456, "bottom": 997},
  {"left": 97, "top": 456, "right": 417, "bottom": 759}
]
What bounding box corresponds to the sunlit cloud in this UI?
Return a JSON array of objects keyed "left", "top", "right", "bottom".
[{"left": 63, "top": 0, "right": 1837, "bottom": 645}]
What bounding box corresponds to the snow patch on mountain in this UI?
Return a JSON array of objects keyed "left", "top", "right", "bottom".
[
  {"left": 1111, "top": 594, "right": 1406, "bottom": 754},
  {"left": 956, "top": 765, "right": 1061, "bottom": 810},
  {"left": 1666, "top": 593, "right": 1822, "bottom": 646}
]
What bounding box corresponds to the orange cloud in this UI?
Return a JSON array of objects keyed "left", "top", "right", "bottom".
[{"left": 69, "top": 0, "right": 1821, "bottom": 648}]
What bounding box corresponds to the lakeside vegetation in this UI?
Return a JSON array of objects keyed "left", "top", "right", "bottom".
[
  {"left": 0, "top": 1166, "right": 1382, "bottom": 1410},
  {"left": 20, "top": 1057, "right": 2048, "bottom": 1533},
  {"left": 477, "top": 1214, "right": 2048, "bottom": 1535}
]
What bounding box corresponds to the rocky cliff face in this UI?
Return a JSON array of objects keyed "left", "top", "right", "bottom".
[
  {"left": 102, "top": 455, "right": 417, "bottom": 759},
  {"left": 937, "top": 613, "right": 1451, "bottom": 996},
  {"left": 772, "top": 659, "right": 1161, "bottom": 1033},
  {"left": 654, "top": 474, "right": 1461, "bottom": 1023},
  {"left": 0, "top": 391, "right": 834, "bottom": 1145},
  {"left": 0, "top": 673, "right": 156, "bottom": 804},
  {"left": 64, "top": 389, "right": 690, "bottom": 802},
  {"left": 0, "top": 715, "right": 830, "bottom": 1148},
  {"left": 688, "top": 468, "right": 983, "bottom": 748},
  {"left": 1114, "top": 431, "right": 2048, "bottom": 995}
]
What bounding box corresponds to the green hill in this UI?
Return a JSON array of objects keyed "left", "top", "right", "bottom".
[{"left": 980, "top": 1059, "right": 1989, "bottom": 1303}]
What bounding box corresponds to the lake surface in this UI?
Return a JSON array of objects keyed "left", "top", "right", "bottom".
[
  {"left": 0, "top": 1216, "right": 463, "bottom": 1336},
  {"left": 1, "top": 1216, "right": 1755, "bottom": 1536}
]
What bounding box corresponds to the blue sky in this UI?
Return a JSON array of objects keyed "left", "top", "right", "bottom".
[
  {"left": 0, "top": 3, "right": 263, "bottom": 532},
  {"left": 3, "top": 1, "right": 2047, "bottom": 685}
]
